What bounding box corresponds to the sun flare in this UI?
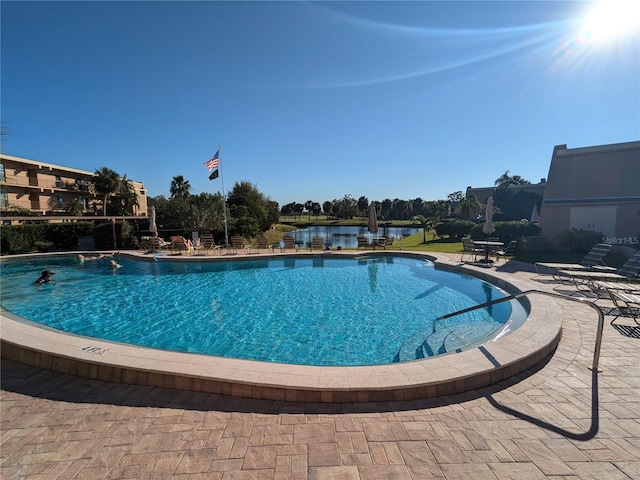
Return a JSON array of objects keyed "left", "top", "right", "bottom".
[{"left": 581, "top": 0, "right": 640, "bottom": 41}]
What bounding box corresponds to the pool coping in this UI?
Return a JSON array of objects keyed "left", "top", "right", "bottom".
[{"left": 0, "top": 250, "right": 562, "bottom": 403}]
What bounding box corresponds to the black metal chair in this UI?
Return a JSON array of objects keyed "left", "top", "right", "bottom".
[{"left": 494, "top": 240, "right": 518, "bottom": 263}]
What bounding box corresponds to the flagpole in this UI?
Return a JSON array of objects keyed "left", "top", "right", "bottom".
[{"left": 218, "top": 145, "right": 229, "bottom": 247}]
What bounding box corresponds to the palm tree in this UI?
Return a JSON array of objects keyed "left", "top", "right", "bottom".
[
  {"left": 115, "top": 175, "right": 139, "bottom": 215},
  {"left": 411, "top": 215, "right": 432, "bottom": 243},
  {"left": 459, "top": 194, "right": 481, "bottom": 220},
  {"left": 94, "top": 167, "right": 120, "bottom": 215},
  {"left": 65, "top": 198, "right": 84, "bottom": 216},
  {"left": 170, "top": 176, "right": 191, "bottom": 200},
  {"left": 495, "top": 171, "right": 531, "bottom": 189}
]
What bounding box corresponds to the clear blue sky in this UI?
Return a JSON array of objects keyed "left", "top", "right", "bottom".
[{"left": 2, "top": 1, "right": 638, "bottom": 207}]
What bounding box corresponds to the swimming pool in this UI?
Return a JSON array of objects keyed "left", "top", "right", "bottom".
[{"left": 0, "top": 253, "right": 519, "bottom": 366}]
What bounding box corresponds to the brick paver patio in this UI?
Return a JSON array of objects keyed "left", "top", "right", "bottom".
[{"left": 2, "top": 255, "right": 639, "bottom": 479}]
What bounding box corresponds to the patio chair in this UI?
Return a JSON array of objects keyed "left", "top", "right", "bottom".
[
  {"left": 357, "top": 235, "right": 370, "bottom": 250},
  {"left": 594, "top": 280, "right": 640, "bottom": 293},
  {"left": 494, "top": 240, "right": 518, "bottom": 263},
  {"left": 312, "top": 236, "right": 325, "bottom": 251},
  {"left": 199, "top": 233, "right": 219, "bottom": 254},
  {"left": 534, "top": 243, "right": 613, "bottom": 278},
  {"left": 557, "top": 249, "right": 640, "bottom": 291},
  {"left": 231, "top": 235, "right": 250, "bottom": 254},
  {"left": 311, "top": 237, "right": 325, "bottom": 250},
  {"left": 461, "top": 237, "right": 482, "bottom": 262},
  {"left": 170, "top": 235, "right": 193, "bottom": 254},
  {"left": 606, "top": 288, "right": 640, "bottom": 320},
  {"left": 283, "top": 235, "right": 297, "bottom": 251},
  {"left": 256, "top": 236, "right": 269, "bottom": 252},
  {"left": 146, "top": 236, "right": 169, "bottom": 252}
]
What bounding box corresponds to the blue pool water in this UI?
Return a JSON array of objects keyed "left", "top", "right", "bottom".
[{"left": 0, "top": 254, "right": 515, "bottom": 366}]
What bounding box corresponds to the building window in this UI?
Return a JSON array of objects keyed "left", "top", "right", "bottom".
[
  {"left": 0, "top": 164, "right": 5, "bottom": 183},
  {"left": 0, "top": 189, "right": 7, "bottom": 209},
  {"left": 56, "top": 195, "right": 63, "bottom": 209},
  {"left": 75, "top": 178, "right": 89, "bottom": 191},
  {"left": 55, "top": 175, "right": 62, "bottom": 188}
]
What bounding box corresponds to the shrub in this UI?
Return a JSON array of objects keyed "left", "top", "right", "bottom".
[
  {"left": 469, "top": 221, "right": 540, "bottom": 243},
  {"left": 434, "top": 219, "right": 476, "bottom": 239},
  {"left": 557, "top": 228, "right": 604, "bottom": 253},
  {"left": 0, "top": 222, "right": 93, "bottom": 254}
]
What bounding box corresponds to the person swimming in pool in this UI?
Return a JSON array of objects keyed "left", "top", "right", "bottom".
[
  {"left": 34, "top": 270, "right": 55, "bottom": 284},
  {"left": 109, "top": 259, "right": 122, "bottom": 270},
  {"left": 77, "top": 252, "right": 119, "bottom": 262}
]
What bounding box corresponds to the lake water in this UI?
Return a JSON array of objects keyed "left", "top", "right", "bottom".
[{"left": 290, "top": 225, "right": 420, "bottom": 249}]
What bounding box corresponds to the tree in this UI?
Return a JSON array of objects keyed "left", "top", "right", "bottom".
[
  {"left": 65, "top": 198, "right": 84, "bottom": 216},
  {"left": 412, "top": 198, "right": 425, "bottom": 217},
  {"left": 305, "top": 200, "right": 314, "bottom": 220},
  {"left": 332, "top": 195, "right": 358, "bottom": 219},
  {"left": 494, "top": 171, "right": 531, "bottom": 189},
  {"left": 458, "top": 194, "right": 481, "bottom": 221},
  {"left": 311, "top": 202, "right": 322, "bottom": 218},
  {"left": 432, "top": 200, "right": 452, "bottom": 222},
  {"left": 447, "top": 191, "right": 464, "bottom": 203},
  {"left": 94, "top": 167, "right": 120, "bottom": 215},
  {"left": 411, "top": 215, "right": 432, "bottom": 243},
  {"left": 322, "top": 201, "right": 333, "bottom": 217},
  {"left": 227, "top": 180, "right": 279, "bottom": 237},
  {"left": 170, "top": 175, "right": 191, "bottom": 200},
  {"left": 357, "top": 196, "right": 369, "bottom": 217},
  {"left": 110, "top": 175, "right": 139, "bottom": 215}
]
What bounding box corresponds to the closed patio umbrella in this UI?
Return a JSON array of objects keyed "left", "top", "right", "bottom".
[
  {"left": 149, "top": 206, "right": 158, "bottom": 235},
  {"left": 368, "top": 204, "right": 379, "bottom": 235},
  {"left": 482, "top": 196, "right": 495, "bottom": 236},
  {"left": 530, "top": 204, "right": 540, "bottom": 223}
]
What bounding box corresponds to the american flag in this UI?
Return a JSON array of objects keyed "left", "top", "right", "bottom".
[{"left": 204, "top": 150, "right": 220, "bottom": 171}]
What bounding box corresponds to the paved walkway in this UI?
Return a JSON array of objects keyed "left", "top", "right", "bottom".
[{"left": 2, "top": 255, "right": 639, "bottom": 479}]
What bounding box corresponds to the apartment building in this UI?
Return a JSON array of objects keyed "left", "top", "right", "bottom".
[
  {"left": 539, "top": 141, "right": 640, "bottom": 249},
  {"left": 0, "top": 154, "right": 148, "bottom": 222}
]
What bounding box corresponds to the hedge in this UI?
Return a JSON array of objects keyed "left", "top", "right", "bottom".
[
  {"left": 1, "top": 222, "right": 94, "bottom": 254},
  {"left": 469, "top": 221, "right": 540, "bottom": 243}
]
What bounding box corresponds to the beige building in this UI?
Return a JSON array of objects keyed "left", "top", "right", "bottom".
[
  {"left": 0, "top": 154, "right": 148, "bottom": 222},
  {"left": 539, "top": 141, "right": 640, "bottom": 249}
]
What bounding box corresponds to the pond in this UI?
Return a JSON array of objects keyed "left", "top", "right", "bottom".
[{"left": 289, "top": 225, "right": 420, "bottom": 249}]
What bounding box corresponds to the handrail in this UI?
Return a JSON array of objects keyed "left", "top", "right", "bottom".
[{"left": 433, "top": 289, "right": 605, "bottom": 372}]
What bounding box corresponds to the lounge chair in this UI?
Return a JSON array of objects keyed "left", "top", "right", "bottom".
[
  {"left": 357, "top": 235, "right": 370, "bottom": 250},
  {"left": 311, "top": 236, "right": 325, "bottom": 251},
  {"left": 256, "top": 236, "right": 270, "bottom": 252},
  {"left": 385, "top": 236, "right": 395, "bottom": 248},
  {"left": 199, "top": 233, "right": 219, "bottom": 254},
  {"left": 461, "top": 237, "right": 483, "bottom": 262},
  {"left": 594, "top": 280, "right": 640, "bottom": 293},
  {"left": 147, "top": 236, "right": 168, "bottom": 252},
  {"left": 494, "top": 240, "right": 518, "bottom": 263},
  {"left": 557, "top": 249, "right": 640, "bottom": 291},
  {"left": 170, "top": 236, "right": 193, "bottom": 254},
  {"left": 535, "top": 243, "right": 613, "bottom": 278},
  {"left": 606, "top": 288, "right": 640, "bottom": 320},
  {"left": 231, "top": 235, "right": 250, "bottom": 253},
  {"left": 283, "top": 235, "right": 297, "bottom": 251},
  {"left": 374, "top": 237, "right": 387, "bottom": 249}
]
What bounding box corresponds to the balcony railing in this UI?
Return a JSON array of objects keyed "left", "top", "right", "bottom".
[{"left": 2, "top": 175, "right": 92, "bottom": 192}]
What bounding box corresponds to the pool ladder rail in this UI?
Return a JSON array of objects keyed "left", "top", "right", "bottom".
[{"left": 398, "top": 289, "right": 605, "bottom": 372}]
